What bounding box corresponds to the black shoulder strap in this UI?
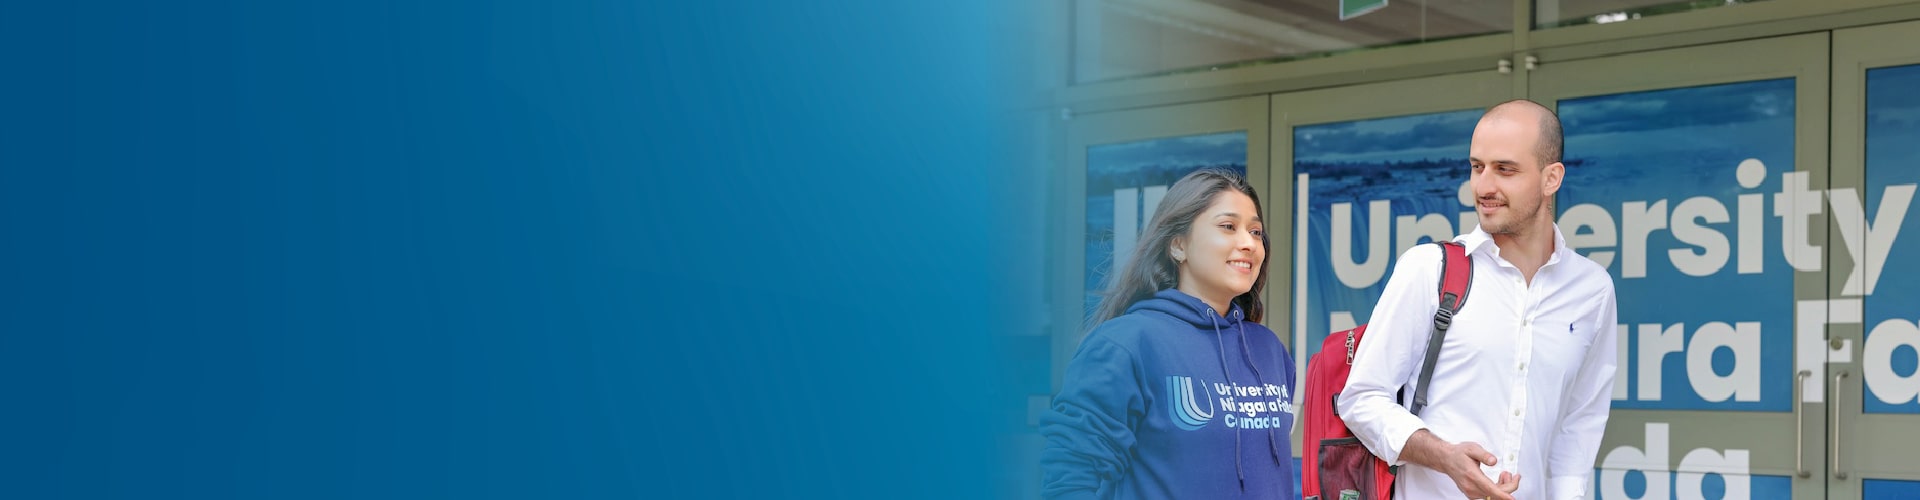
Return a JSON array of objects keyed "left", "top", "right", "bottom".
[{"left": 1409, "top": 241, "right": 1472, "bottom": 416}]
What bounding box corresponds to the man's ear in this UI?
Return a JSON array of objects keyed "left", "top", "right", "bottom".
[{"left": 1543, "top": 161, "right": 1565, "bottom": 197}]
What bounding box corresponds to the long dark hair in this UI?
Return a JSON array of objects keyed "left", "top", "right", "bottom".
[{"left": 1090, "top": 168, "right": 1270, "bottom": 328}]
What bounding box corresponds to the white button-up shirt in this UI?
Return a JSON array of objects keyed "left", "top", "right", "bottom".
[{"left": 1338, "top": 226, "right": 1618, "bottom": 500}]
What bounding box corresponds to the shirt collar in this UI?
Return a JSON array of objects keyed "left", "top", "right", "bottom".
[
  {"left": 1455, "top": 225, "right": 1496, "bottom": 257},
  {"left": 1455, "top": 224, "right": 1575, "bottom": 266}
]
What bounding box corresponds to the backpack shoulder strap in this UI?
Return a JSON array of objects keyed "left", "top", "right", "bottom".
[{"left": 1409, "top": 241, "right": 1472, "bottom": 416}]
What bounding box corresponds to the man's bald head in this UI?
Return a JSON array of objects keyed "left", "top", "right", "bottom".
[{"left": 1481, "top": 99, "right": 1563, "bottom": 168}]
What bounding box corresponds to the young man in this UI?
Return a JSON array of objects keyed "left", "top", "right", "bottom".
[{"left": 1338, "top": 99, "right": 1619, "bottom": 500}]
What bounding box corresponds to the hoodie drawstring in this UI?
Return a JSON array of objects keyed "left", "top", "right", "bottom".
[
  {"left": 1205, "top": 309, "right": 1245, "bottom": 492},
  {"left": 1211, "top": 307, "right": 1286, "bottom": 493},
  {"left": 1237, "top": 321, "right": 1285, "bottom": 468}
]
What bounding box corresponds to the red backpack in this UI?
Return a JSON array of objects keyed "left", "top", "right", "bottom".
[{"left": 1301, "top": 241, "right": 1472, "bottom": 500}]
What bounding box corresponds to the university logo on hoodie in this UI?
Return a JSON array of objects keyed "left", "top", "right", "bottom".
[
  {"left": 1166, "top": 376, "right": 1216, "bottom": 430},
  {"left": 1168, "top": 375, "right": 1296, "bottom": 431}
]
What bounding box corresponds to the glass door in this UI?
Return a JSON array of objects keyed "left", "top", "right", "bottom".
[
  {"left": 1829, "top": 19, "right": 1920, "bottom": 500},
  {"left": 1529, "top": 33, "right": 1831, "bottom": 499}
]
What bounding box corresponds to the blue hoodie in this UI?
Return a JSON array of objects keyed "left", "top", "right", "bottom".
[{"left": 1041, "top": 289, "right": 1298, "bottom": 500}]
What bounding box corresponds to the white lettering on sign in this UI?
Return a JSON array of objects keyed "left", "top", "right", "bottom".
[
  {"left": 1627, "top": 322, "right": 1759, "bottom": 402},
  {"left": 1331, "top": 200, "right": 1391, "bottom": 289},
  {"left": 1302, "top": 159, "right": 1920, "bottom": 407},
  {"left": 1865, "top": 318, "right": 1920, "bottom": 405},
  {"left": 1305, "top": 158, "right": 1920, "bottom": 407},
  {"left": 1599, "top": 423, "right": 1751, "bottom": 500},
  {"left": 1313, "top": 159, "right": 1914, "bottom": 289}
]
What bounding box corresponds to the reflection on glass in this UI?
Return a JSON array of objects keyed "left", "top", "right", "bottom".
[
  {"left": 1073, "top": 0, "right": 1509, "bottom": 83},
  {"left": 1861, "top": 64, "right": 1920, "bottom": 415},
  {"left": 1534, "top": 0, "right": 1771, "bottom": 29},
  {"left": 1084, "top": 132, "right": 1247, "bottom": 320}
]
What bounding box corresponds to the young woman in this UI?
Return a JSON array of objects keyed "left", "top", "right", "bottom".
[{"left": 1041, "top": 168, "right": 1297, "bottom": 499}]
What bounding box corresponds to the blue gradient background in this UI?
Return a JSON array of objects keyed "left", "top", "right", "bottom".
[{"left": 0, "top": 1, "right": 1025, "bottom": 498}]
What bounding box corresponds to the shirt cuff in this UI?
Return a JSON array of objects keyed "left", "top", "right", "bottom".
[
  {"left": 1376, "top": 412, "right": 1428, "bottom": 466},
  {"left": 1549, "top": 475, "right": 1589, "bottom": 500}
]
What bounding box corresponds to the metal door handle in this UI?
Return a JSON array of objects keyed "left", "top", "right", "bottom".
[
  {"left": 1834, "top": 371, "right": 1849, "bottom": 480},
  {"left": 1795, "top": 370, "right": 1811, "bottom": 478}
]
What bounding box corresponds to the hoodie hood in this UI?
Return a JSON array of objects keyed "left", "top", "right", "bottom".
[{"left": 1126, "top": 288, "right": 1245, "bottom": 328}]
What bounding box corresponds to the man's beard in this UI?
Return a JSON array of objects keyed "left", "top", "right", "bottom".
[{"left": 1484, "top": 196, "right": 1543, "bottom": 235}]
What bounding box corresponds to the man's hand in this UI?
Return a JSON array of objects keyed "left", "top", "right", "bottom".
[{"left": 1400, "top": 429, "right": 1522, "bottom": 500}]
